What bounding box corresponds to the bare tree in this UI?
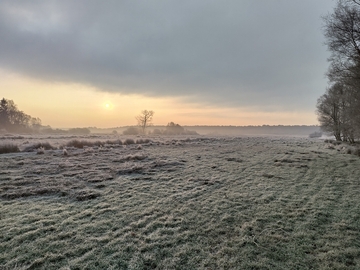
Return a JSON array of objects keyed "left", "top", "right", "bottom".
[
  {"left": 136, "top": 110, "right": 154, "bottom": 134},
  {"left": 320, "top": 0, "right": 360, "bottom": 141},
  {"left": 348, "top": 0, "right": 360, "bottom": 6},
  {"left": 324, "top": 0, "right": 360, "bottom": 83},
  {"left": 317, "top": 82, "right": 360, "bottom": 142},
  {"left": 317, "top": 84, "right": 344, "bottom": 141}
]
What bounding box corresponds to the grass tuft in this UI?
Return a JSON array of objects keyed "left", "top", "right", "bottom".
[
  {"left": 136, "top": 138, "right": 151, "bottom": 144},
  {"left": 105, "top": 139, "right": 123, "bottom": 145},
  {"left": 0, "top": 143, "right": 20, "bottom": 154},
  {"left": 65, "top": 139, "right": 102, "bottom": 149}
]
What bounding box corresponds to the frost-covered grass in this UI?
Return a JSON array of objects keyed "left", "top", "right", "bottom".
[{"left": 1, "top": 136, "right": 360, "bottom": 269}]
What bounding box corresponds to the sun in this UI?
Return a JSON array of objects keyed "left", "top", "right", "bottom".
[{"left": 103, "top": 102, "right": 113, "bottom": 110}]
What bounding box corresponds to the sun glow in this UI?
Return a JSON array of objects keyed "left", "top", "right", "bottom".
[{"left": 103, "top": 102, "right": 113, "bottom": 110}]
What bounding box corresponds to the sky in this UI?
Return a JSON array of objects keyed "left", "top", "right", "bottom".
[{"left": 0, "top": 0, "right": 337, "bottom": 128}]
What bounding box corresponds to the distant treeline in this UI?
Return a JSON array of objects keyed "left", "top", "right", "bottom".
[
  {"left": 40, "top": 127, "right": 91, "bottom": 135},
  {"left": 180, "top": 125, "right": 321, "bottom": 136},
  {"left": 91, "top": 125, "right": 321, "bottom": 137}
]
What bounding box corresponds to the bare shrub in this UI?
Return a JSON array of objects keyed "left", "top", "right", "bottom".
[{"left": 0, "top": 144, "right": 20, "bottom": 154}]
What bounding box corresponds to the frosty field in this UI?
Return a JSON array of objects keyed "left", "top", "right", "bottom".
[{"left": 1, "top": 135, "right": 360, "bottom": 269}]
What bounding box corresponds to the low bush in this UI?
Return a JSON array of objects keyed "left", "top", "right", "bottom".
[
  {"left": 309, "top": 131, "right": 322, "bottom": 138},
  {"left": 105, "top": 139, "right": 122, "bottom": 145},
  {"left": 123, "top": 138, "right": 135, "bottom": 145},
  {"left": 123, "top": 127, "right": 140, "bottom": 135},
  {"left": 0, "top": 144, "right": 20, "bottom": 154},
  {"left": 136, "top": 139, "right": 151, "bottom": 144},
  {"left": 23, "top": 142, "right": 56, "bottom": 152}
]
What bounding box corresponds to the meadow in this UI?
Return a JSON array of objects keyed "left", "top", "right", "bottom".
[{"left": 0, "top": 135, "right": 360, "bottom": 269}]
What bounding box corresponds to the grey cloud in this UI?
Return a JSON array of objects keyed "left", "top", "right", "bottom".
[{"left": 0, "top": 0, "right": 336, "bottom": 110}]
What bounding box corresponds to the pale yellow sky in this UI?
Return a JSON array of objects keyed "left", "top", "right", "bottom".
[{"left": 1, "top": 70, "right": 317, "bottom": 128}]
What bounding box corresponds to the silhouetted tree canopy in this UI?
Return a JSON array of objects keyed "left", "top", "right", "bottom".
[{"left": 0, "top": 98, "right": 41, "bottom": 133}]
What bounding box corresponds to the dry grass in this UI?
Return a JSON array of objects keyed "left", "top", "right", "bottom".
[{"left": 0, "top": 137, "right": 360, "bottom": 269}]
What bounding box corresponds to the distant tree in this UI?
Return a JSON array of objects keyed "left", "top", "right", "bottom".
[
  {"left": 152, "top": 128, "right": 163, "bottom": 135},
  {"left": 136, "top": 110, "right": 154, "bottom": 134},
  {"left": 30, "top": 117, "right": 42, "bottom": 131},
  {"left": 165, "top": 122, "right": 185, "bottom": 135}
]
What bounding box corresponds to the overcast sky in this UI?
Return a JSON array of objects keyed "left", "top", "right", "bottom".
[{"left": 0, "top": 0, "right": 337, "bottom": 127}]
